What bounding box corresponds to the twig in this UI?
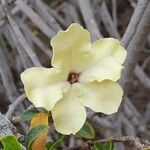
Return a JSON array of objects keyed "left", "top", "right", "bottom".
[
  {"left": 121, "top": 0, "right": 150, "bottom": 48},
  {"left": 120, "top": 113, "right": 136, "bottom": 135},
  {"left": 0, "top": 113, "right": 14, "bottom": 136},
  {"left": 65, "top": 136, "right": 146, "bottom": 150},
  {"left": 141, "top": 56, "right": 150, "bottom": 69},
  {"left": 112, "top": 0, "right": 117, "bottom": 27},
  {"left": 119, "top": 2, "right": 150, "bottom": 92},
  {"left": 67, "top": 3, "right": 80, "bottom": 24},
  {"left": 0, "top": 4, "right": 5, "bottom": 20},
  {"left": 94, "top": 136, "right": 144, "bottom": 150},
  {"left": 100, "top": 2, "right": 120, "bottom": 39},
  {"left": 6, "top": 24, "right": 33, "bottom": 68},
  {"left": 31, "top": 0, "right": 61, "bottom": 32},
  {"left": 6, "top": 94, "right": 26, "bottom": 118},
  {"left": 17, "top": 19, "right": 52, "bottom": 58},
  {"left": 77, "top": 0, "right": 102, "bottom": 41},
  {"left": 15, "top": 0, "right": 55, "bottom": 38},
  {"left": 0, "top": 46, "right": 18, "bottom": 102},
  {"left": 124, "top": 97, "right": 141, "bottom": 119},
  {"left": 126, "top": 0, "right": 136, "bottom": 8},
  {"left": 48, "top": 8, "right": 66, "bottom": 27},
  {"left": 63, "top": 2, "right": 73, "bottom": 26},
  {"left": 0, "top": 113, "right": 27, "bottom": 150},
  {"left": 135, "top": 65, "right": 150, "bottom": 89},
  {"left": 144, "top": 101, "right": 150, "bottom": 123},
  {"left": 1, "top": 0, "right": 42, "bottom": 67}
]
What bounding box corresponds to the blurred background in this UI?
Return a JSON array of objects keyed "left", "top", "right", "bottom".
[{"left": 0, "top": 0, "right": 150, "bottom": 149}]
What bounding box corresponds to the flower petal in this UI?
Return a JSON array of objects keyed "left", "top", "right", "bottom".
[
  {"left": 79, "top": 38, "right": 127, "bottom": 82},
  {"left": 51, "top": 23, "right": 92, "bottom": 72},
  {"left": 51, "top": 85, "right": 86, "bottom": 135},
  {"left": 91, "top": 38, "right": 126, "bottom": 64},
  {"left": 21, "top": 67, "right": 70, "bottom": 111},
  {"left": 79, "top": 57, "right": 123, "bottom": 82},
  {"left": 76, "top": 80, "right": 123, "bottom": 115}
]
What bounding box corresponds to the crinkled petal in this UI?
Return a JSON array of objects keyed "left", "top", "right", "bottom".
[
  {"left": 91, "top": 38, "right": 126, "bottom": 64},
  {"left": 21, "top": 67, "right": 70, "bottom": 111},
  {"left": 79, "top": 38, "right": 127, "bottom": 82},
  {"left": 51, "top": 85, "right": 86, "bottom": 135},
  {"left": 75, "top": 80, "right": 123, "bottom": 115},
  {"left": 79, "top": 57, "right": 123, "bottom": 82},
  {"left": 51, "top": 23, "right": 92, "bottom": 72}
]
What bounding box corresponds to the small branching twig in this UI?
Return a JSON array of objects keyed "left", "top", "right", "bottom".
[
  {"left": 6, "top": 94, "right": 26, "bottom": 118},
  {"left": 65, "top": 136, "right": 149, "bottom": 150}
]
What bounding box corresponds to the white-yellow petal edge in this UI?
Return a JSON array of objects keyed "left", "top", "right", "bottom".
[
  {"left": 51, "top": 23, "right": 92, "bottom": 72},
  {"left": 52, "top": 85, "right": 86, "bottom": 135},
  {"left": 21, "top": 67, "right": 70, "bottom": 111},
  {"left": 75, "top": 80, "right": 123, "bottom": 115},
  {"left": 80, "top": 38, "right": 127, "bottom": 82}
]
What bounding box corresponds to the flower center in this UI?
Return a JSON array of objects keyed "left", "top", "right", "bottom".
[{"left": 67, "top": 72, "right": 80, "bottom": 84}]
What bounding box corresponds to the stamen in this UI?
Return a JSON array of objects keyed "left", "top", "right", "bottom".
[{"left": 67, "top": 72, "right": 80, "bottom": 84}]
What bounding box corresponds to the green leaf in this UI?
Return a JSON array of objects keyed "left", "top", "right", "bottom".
[
  {"left": 0, "top": 135, "right": 21, "bottom": 150},
  {"left": 45, "top": 142, "right": 54, "bottom": 150},
  {"left": 25, "top": 124, "right": 47, "bottom": 150},
  {"left": 93, "top": 141, "right": 114, "bottom": 150},
  {"left": 76, "top": 121, "right": 95, "bottom": 139},
  {"left": 45, "top": 133, "right": 65, "bottom": 150},
  {"left": 21, "top": 107, "right": 39, "bottom": 121}
]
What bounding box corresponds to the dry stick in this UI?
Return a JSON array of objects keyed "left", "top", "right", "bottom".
[
  {"left": 135, "top": 65, "right": 150, "bottom": 89},
  {"left": 1, "top": 1, "right": 41, "bottom": 67},
  {"left": 67, "top": 3, "right": 81, "bottom": 24},
  {"left": 123, "top": 98, "right": 150, "bottom": 139},
  {"left": 112, "top": 0, "right": 117, "bottom": 27},
  {"left": 96, "top": 0, "right": 150, "bottom": 143},
  {"left": 100, "top": 2, "right": 120, "bottom": 39},
  {"left": 123, "top": 102, "right": 141, "bottom": 127},
  {"left": 48, "top": 8, "right": 66, "bottom": 27},
  {"left": 145, "top": 102, "right": 150, "bottom": 123},
  {"left": 0, "top": 113, "right": 27, "bottom": 150},
  {"left": 0, "top": 24, "right": 25, "bottom": 117},
  {"left": 77, "top": 0, "right": 102, "bottom": 41},
  {"left": 19, "top": 21, "right": 34, "bottom": 49},
  {"left": 0, "top": 26, "right": 14, "bottom": 55},
  {"left": 119, "top": 2, "right": 150, "bottom": 92},
  {"left": 124, "top": 97, "right": 141, "bottom": 119},
  {"left": 18, "top": 20, "right": 52, "bottom": 58},
  {"left": 63, "top": 2, "right": 73, "bottom": 26},
  {"left": 142, "top": 56, "right": 150, "bottom": 69},
  {"left": 65, "top": 136, "right": 145, "bottom": 150},
  {"left": 121, "top": 0, "right": 150, "bottom": 48},
  {"left": 6, "top": 24, "right": 33, "bottom": 68},
  {"left": 107, "top": 114, "right": 124, "bottom": 150},
  {"left": 93, "top": 2, "right": 127, "bottom": 149},
  {"left": 6, "top": 94, "right": 26, "bottom": 118},
  {"left": 0, "top": 0, "right": 28, "bottom": 27},
  {"left": 120, "top": 113, "right": 136, "bottom": 136},
  {"left": 94, "top": 136, "right": 145, "bottom": 150},
  {"left": 0, "top": 113, "right": 15, "bottom": 136},
  {"left": 0, "top": 4, "right": 5, "bottom": 20},
  {"left": 32, "top": 0, "right": 61, "bottom": 32},
  {"left": 7, "top": 15, "right": 41, "bottom": 67},
  {"left": 2, "top": 25, "right": 30, "bottom": 71},
  {"left": 127, "top": 0, "right": 136, "bottom": 8},
  {"left": 68, "top": 136, "right": 76, "bottom": 147},
  {"left": 0, "top": 46, "right": 18, "bottom": 102},
  {"left": 15, "top": 0, "right": 55, "bottom": 38}
]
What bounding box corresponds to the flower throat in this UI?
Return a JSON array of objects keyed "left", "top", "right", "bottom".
[{"left": 67, "top": 72, "right": 80, "bottom": 84}]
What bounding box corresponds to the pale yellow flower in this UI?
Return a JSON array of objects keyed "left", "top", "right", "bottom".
[{"left": 21, "top": 23, "right": 127, "bottom": 135}]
